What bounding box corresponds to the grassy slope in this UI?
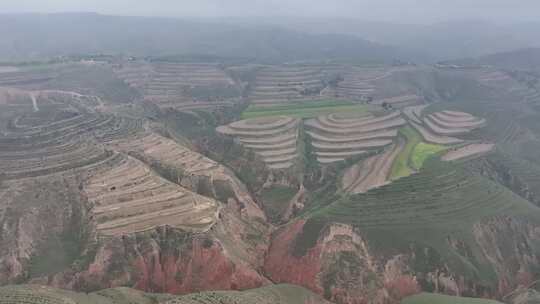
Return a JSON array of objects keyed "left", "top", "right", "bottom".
[
  {"left": 391, "top": 126, "right": 421, "bottom": 180},
  {"left": 411, "top": 142, "right": 447, "bottom": 170},
  {"left": 402, "top": 293, "right": 502, "bottom": 304},
  {"left": 390, "top": 126, "right": 448, "bottom": 180},
  {"left": 241, "top": 100, "right": 370, "bottom": 119},
  {"left": 0, "top": 284, "right": 328, "bottom": 304}
]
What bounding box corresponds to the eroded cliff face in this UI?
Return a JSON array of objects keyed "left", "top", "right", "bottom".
[
  {"left": 0, "top": 175, "right": 89, "bottom": 285},
  {"left": 264, "top": 218, "right": 540, "bottom": 304},
  {"left": 42, "top": 189, "right": 272, "bottom": 294},
  {"left": 473, "top": 216, "right": 540, "bottom": 295},
  {"left": 57, "top": 226, "right": 268, "bottom": 293},
  {"left": 264, "top": 221, "right": 419, "bottom": 304}
]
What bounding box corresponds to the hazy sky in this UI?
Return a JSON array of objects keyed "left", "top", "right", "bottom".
[{"left": 0, "top": 0, "right": 539, "bottom": 23}]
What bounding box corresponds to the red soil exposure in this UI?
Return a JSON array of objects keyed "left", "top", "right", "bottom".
[
  {"left": 264, "top": 220, "right": 324, "bottom": 295},
  {"left": 384, "top": 275, "right": 421, "bottom": 301},
  {"left": 132, "top": 238, "right": 265, "bottom": 293}
]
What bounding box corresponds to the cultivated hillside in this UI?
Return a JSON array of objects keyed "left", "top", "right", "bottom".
[{"left": 2, "top": 57, "right": 540, "bottom": 304}]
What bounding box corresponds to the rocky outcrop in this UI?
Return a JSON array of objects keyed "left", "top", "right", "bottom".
[{"left": 265, "top": 221, "right": 419, "bottom": 304}]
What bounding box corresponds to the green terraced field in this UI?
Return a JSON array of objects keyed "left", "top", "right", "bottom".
[
  {"left": 411, "top": 142, "right": 447, "bottom": 169},
  {"left": 300, "top": 159, "right": 540, "bottom": 281},
  {"left": 402, "top": 293, "right": 503, "bottom": 304},
  {"left": 391, "top": 126, "right": 422, "bottom": 180},
  {"left": 241, "top": 100, "right": 370, "bottom": 119}
]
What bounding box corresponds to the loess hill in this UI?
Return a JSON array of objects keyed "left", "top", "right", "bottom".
[{"left": 1, "top": 58, "right": 540, "bottom": 304}]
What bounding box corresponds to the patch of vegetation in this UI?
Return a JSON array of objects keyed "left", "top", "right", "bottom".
[
  {"left": 401, "top": 292, "right": 503, "bottom": 304},
  {"left": 292, "top": 218, "right": 327, "bottom": 257},
  {"left": 411, "top": 142, "right": 447, "bottom": 170},
  {"left": 164, "top": 104, "right": 245, "bottom": 146},
  {"left": 391, "top": 126, "right": 422, "bottom": 180},
  {"left": 28, "top": 231, "right": 81, "bottom": 277},
  {"left": 260, "top": 185, "right": 298, "bottom": 223},
  {"left": 241, "top": 100, "right": 370, "bottom": 119}
]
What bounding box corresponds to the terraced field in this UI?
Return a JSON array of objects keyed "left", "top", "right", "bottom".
[
  {"left": 217, "top": 116, "right": 300, "bottom": 169},
  {"left": 115, "top": 62, "right": 238, "bottom": 110},
  {"left": 473, "top": 69, "right": 536, "bottom": 103},
  {"left": 342, "top": 138, "right": 405, "bottom": 193},
  {"left": 403, "top": 106, "right": 488, "bottom": 145},
  {"left": 0, "top": 93, "right": 122, "bottom": 179},
  {"left": 0, "top": 284, "right": 329, "bottom": 304},
  {"left": 85, "top": 155, "right": 218, "bottom": 236},
  {"left": 108, "top": 131, "right": 223, "bottom": 172},
  {"left": 103, "top": 129, "right": 264, "bottom": 219},
  {"left": 372, "top": 94, "right": 424, "bottom": 108},
  {"left": 0, "top": 67, "right": 57, "bottom": 88},
  {"left": 402, "top": 105, "right": 427, "bottom": 124},
  {"left": 0, "top": 136, "right": 109, "bottom": 179},
  {"left": 250, "top": 66, "right": 325, "bottom": 105},
  {"left": 402, "top": 293, "right": 503, "bottom": 304},
  {"left": 168, "top": 284, "right": 331, "bottom": 304},
  {"left": 322, "top": 66, "right": 424, "bottom": 108},
  {"left": 305, "top": 159, "right": 540, "bottom": 279},
  {"left": 305, "top": 111, "right": 404, "bottom": 164},
  {"left": 423, "top": 111, "right": 486, "bottom": 136},
  {"left": 326, "top": 66, "right": 381, "bottom": 100},
  {"left": 485, "top": 152, "right": 540, "bottom": 205},
  {"left": 442, "top": 143, "right": 495, "bottom": 161},
  {"left": 0, "top": 91, "right": 227, "bottom": 236}
]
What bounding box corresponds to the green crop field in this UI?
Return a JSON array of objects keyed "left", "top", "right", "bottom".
[
  {"left": 391, "top": 126, "right": 422, "bottom": 180},
  {"left": 411, "top": 142, "right": 447, "bottom": 170},
  {"left": 241, "top": 100, "right": 370, "bottom": 119},
  {"left": 402, "top": 293, "right": 503, "bottom": 304}
]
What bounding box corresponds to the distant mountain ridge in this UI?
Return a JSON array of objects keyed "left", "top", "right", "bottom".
[
  {"left": 0, "top": 13, "right": 425, "bottom": 64},
  {"left": 268, "top": 18, "right": 540, "bottom": 61},
  {"left": 445, "top": 48, "right": 540, "bottom": 71}
]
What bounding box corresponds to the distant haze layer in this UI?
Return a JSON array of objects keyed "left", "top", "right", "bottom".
[{"left": 0, "top": 0, "right": 540, "bottom": 23}]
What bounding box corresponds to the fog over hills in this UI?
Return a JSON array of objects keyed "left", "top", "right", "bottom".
[
  {"left": 0, "top": 13, "right": 428, "bottom": 63},
  {"left": 264, "top": 18, "right": 540, "bottom": 61},
  {"left": 1, "top": 12, "right": 539, "bottom": 63},
  {"left": 446, "top": 47, "right": 540, "bottom": 71},
  {"left": 1, "top": 0, "right": 540, "bottom": 23}
]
